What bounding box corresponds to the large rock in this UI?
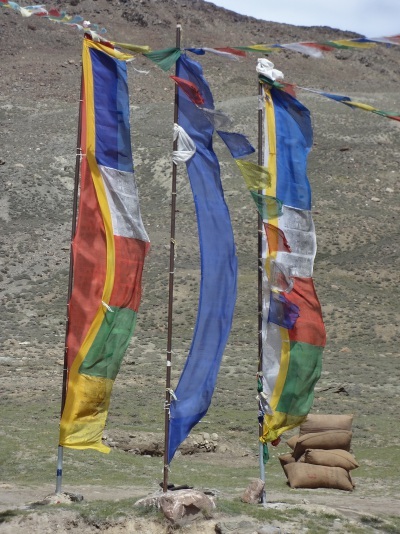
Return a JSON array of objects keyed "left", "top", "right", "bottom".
[
  {"left": 241, "top": 478, "right": 265, "bottom": 504},
  {"left": 159, "top": 489, "right": 215, "bottom": 524}
]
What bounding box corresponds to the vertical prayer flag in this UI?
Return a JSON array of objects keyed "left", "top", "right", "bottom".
[
  {"left": 259, "top": 77, "right": 326, "bottom": 444},
  {"left": 167, "top": 55, "right": 238, "bottom": 463},
  {"left": 59, "top": 38, "right": 149, "bottom": 453}
]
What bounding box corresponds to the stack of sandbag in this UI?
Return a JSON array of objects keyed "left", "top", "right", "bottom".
[{"left": 278, "top": 414, "right": 358, "bottom": 492}]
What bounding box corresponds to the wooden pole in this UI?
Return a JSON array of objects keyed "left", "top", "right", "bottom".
[
  {"left": 257, "top": 79, "right": 266, "bottom": 503},
  {"left": 163, "top": 23, "right": 182, "bottom": 493},
  {"left": 56, "top": 68, "right": 84, "bottom": 494}
]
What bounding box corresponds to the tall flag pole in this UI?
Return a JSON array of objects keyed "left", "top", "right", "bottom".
[
  {"left": 56, "top": 70, "right": 84, "bottom": 495},
  {"left": 163, "top": 23, "right": 182, "bottom": 493},
  {"left": 257, "top": 80, "right": 266, "bottom": 503},
  {"left": 57, "top": 38, "right": 149, "bottom": 489}
]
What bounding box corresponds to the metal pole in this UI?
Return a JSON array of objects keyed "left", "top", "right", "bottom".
[
  {"left": 56, "top": 68, "right": 84, "bottom": 494},
  {"left": 257, "top": 79, "right": 266, "bottom": 503},
  {"left": 163, "top": 23, "right": 182, "bottom": 493}
]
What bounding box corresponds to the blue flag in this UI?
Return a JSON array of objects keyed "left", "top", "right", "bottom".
[
  {"left": 167, "top": 55, "right": 238, "bottom": 463},
  {"left": 273, "top": 87, "right": 313, "bottom": 211},
  {"left": 268, "top": 292, "right": 300, "bottom": 330},
  {"left": 217, "top": 130, "right": 255, "bottom": 159}
]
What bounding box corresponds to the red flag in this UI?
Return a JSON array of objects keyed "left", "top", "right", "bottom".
[
  {"left": 170, "top": 76, "right": 205, "bottom": 105},
  {"left": 301, "top": 42, "right": 335, "bottom": 52},
  {"left": 215, "top": 47, "right": 246, "bottom": 57},
  {"left": 48, "top": 8, "right": 62, "bottom": 16},
  {"left": 264, "top": 222, "right": 291, "bottom": 253},
  {"left": 285, "top": 277, "right": 326, "bottom": 346},
  {"left": 282, "top": 82, "right": 297, "bottom": 98}
]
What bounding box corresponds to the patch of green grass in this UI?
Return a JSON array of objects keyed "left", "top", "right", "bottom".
[
  {"left": 355, "top": 445, "right": 399, "bottom": 470},
  {"left": 216, "top": 498, "right": 302, "bottom": 522},
  {"left": 0, "top": 499, "right": 164, "bottom": 531},
  {"left": 0, "top": 509, "right": 26, "bottom": 524},
  {"left": 360, "top": 515, "right": 400, "bottom": 533},
  {"left": 360, "top": 515, "right": 385, "bottom": 528},
  {"left": 167, "top": 450, "right": 288, "bottom": 495},
  {"left": 75, "top": 497, "right": 163, "bottom": 525},
  {"left": 0, "top": 406, "right": 60, "bottom": 485},
  {"left": 0, "top": 401, "right": 159, "bottom": 488},
  {"left": 304, "top": 512, "right": 400, "bottom": 534},
  {"left": 216, "top": 500, "right": 370, "bottom": 533},
  {"left": 3, "top": 498, "right": 400, "bottom": 534}
]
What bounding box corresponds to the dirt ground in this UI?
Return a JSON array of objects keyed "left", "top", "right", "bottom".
[{"left": 1, "top": 481, "right": 400, "bottom": 533}]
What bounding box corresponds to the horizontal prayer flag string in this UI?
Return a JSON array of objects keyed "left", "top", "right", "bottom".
[
  {"left": 3, "top": 0, "right": 400, "bottom": 61},
  {"left": 1, "top": 0, "right": 107, "bottom": 32},
  {"left": 3, "top": 0, "right": 400, "bottom": 124},
  {"left": 258, "top": 75, "right": 400, "bottom": 124},
  {"left": 232, "top": 36, "right": 397, "bottom": 57},
  {"left": 297, "top": 86, "right": 400, "bottom": 122}
]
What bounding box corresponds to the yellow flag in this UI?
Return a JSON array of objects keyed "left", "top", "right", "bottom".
[{"left": 236, "top": 159, "right": 271, "bottom": 191}]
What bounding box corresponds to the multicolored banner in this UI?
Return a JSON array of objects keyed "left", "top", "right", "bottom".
[
  {"left": 167, "top": 54, "right": 238, "bottom": 463},
  {"left": 257, "top": 77, "right": 326, "bottom": 444},
  {"left": 259, "top": 74, "right": 400, "bottom": 123},
  {"left": 297, "top": 86, "right": 400, "bottom": 122},
  {"left": 59, "top": 38, "right": 150, "bottom": 452},
  {"left": 234, "top": 35, "right": 400, "bottom": 57},
  {"left": 188, "top": 35, "right": 400, "bottom": 59},
  {"left": 3, "top": 0, "right": 400, "bottom": 64},
  {"left": 0, "top": 0, "right": 106, "bottom": 32}
]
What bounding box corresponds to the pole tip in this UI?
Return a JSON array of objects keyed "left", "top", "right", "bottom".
[{"left": 176, "top": 23, "right": 182, "bottom": 29}]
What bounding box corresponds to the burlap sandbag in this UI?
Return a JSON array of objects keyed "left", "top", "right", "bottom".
[
  {"left": 279, "top": 453, "right": 307, "bottom": 477},
  {"left": 293, "top": 430, "right": 352, "bottom": 460},
  {"left": 299, "top": 414, "right": 353, "bottom": 435},
  {"left": 278, "top": 453, "right": 296, "bottom": 477},
  {"left": 286, "top": 435, "right": 298, "bottom": 450},
  {"left": 284, "top": 462, "right": 354, "bottom": 491},
  {"left": 304, "top": 449, "right": 359, "bottom": 470}
]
